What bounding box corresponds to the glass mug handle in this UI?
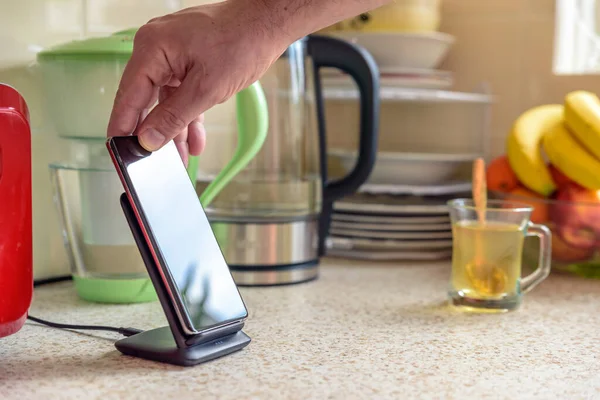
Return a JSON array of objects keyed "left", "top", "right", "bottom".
[{"left": 521, "top": 222, "right": 552, "bottom": 293}]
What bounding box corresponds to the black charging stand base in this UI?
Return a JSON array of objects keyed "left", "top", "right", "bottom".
[
  {"left": 114, "top": 326, "right": 251, "bottom": 367},
  {"left": 115, "top": 192, "right": 251, "bottom": 367}
]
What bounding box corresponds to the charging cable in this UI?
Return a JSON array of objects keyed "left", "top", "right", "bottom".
[{"left": 27, "top": 276, "right": 143, "bottom": 337}]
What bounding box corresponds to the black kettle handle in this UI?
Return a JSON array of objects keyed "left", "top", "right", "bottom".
[{"left": 307, "top": 35, "right": 380, "bottom": 256}]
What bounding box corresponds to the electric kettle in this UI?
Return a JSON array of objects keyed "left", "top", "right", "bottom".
[
  {"left": 192, "top": 35, "right": 379, "bottom": 286},
  {"left": 0, "top": 84, "right": 32, "bottom": 337}
]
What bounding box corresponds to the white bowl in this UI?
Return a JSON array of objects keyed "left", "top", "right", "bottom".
[
  {"left": 327, "top": 32, "right": 455, "bottom": 69},
  {"left": 328, "top": 150, "right": 478, "bottom": 186}
]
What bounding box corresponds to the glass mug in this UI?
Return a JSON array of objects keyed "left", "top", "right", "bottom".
[{"left": 447, "top": 199, "right": 552, "bottom": 311}]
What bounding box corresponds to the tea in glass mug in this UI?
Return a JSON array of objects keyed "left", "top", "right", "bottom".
[{"left": 448, "top": 199, "right": 552, "bottom": 311}]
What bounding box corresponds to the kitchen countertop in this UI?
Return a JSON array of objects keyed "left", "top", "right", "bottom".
[{"left": 2, "top": 258, "right": 600, "bottom": 399}]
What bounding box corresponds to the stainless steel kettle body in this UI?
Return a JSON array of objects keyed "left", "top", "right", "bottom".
[{"left": 202, "top": 35, "right": 380, "bottom": 285}]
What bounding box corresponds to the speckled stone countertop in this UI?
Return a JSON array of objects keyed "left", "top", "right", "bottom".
[{"left": 1, "top": 258, "right": 600, "bottom": 399}]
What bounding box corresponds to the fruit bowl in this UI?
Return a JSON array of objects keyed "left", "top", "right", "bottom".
[
  {"left": 489, "top": 189, "right": 600, "bottom": 279},
  {"left": 484, "top": 90, "right": 600, "bottom": 279}
]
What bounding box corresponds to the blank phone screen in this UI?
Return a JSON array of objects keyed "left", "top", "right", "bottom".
[{"left": 113, "top": 138, "right": 247, "bottom": 332}]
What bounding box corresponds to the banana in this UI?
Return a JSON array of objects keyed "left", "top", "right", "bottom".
[
  {"left": 564, "top": 90, "right": 600, "bottom": 160},
  {"left": 506, "top": 105, "right": 562, "bottom": 196},
  {"left": 542, "top": 120, "right": 600, "bottom": 190}
]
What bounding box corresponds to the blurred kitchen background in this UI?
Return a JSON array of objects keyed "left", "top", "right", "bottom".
[{"left": 1, "top": 0, "right": 599, "bottom": 279}]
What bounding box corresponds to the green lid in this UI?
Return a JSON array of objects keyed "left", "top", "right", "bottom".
[
  {"left": 112, "top": 27, "right": 139, "bottom": 36},
  {"left": 37, "top": 32, "right": 136, "bottom": 61}
]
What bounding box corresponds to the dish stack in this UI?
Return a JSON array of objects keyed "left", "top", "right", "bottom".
[
  {"left": 321, "top": 0, "right": 494, "bottom": 261},
  {"left": 325, "top": 181, "right": 471, "bottom": 261}
]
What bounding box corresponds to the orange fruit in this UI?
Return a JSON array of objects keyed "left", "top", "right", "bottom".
[
  {"left": 486, "top": 155, "right": 520, "bottom": 193},
  {"left": 505, "top": 186, "right": 549, "bottom": 224}
]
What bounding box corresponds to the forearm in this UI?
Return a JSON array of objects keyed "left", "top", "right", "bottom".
[{"left": 242, "top": 0, "right": 391, "bottom": 45}]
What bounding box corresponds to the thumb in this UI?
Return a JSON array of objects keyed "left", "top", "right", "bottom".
[{"left": 137, "top": 72, "right": 214, "bottom": 151}]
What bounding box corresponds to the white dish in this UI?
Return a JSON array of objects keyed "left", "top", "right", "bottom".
[
  {"left": 331, "top": 220, "right": 451, "bottom": 232},
  {"left": 327, "top": 32, "right": 455, "bottom": 69},
  {"left": 327, "top": 248, "right": 452, "bottom": 261},
  {"left": 358, "top": 182, "right": 471, "bottom": 196},
  {"left": 329, "top": 149, "right": 478, "bottom": 186},
  {"left": 327, "top": 236, "right": 452, "bottom": 250},
  {"left": 323, "top": 75, "right": 452, "bottom": 90},
  {"left": 322, "top": 68, "right": 453, "bottom": 90},
  {"left": 333, "top": 192, "right": 455, "bottom": 215},
  {"left": 379, "top": 67, "right": 450, "bottom": 76},
  {"left": 330, "top": 228, "right": 452, "bottom": 240},
  {"left": 334, "top": 200, "right": 449, "bottom": 215},
  {"left": 332, "top": 213, "right": 450, "bottom": 224},
  {"left": 323, "top": 66, "right": 448, "bottom": 75},
  {"left": 323, "top": 86, "right": 494, "bottom": 104}
]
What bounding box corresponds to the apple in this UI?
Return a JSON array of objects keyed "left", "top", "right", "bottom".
[
  {"left": 546, "top": 222, "right": 595, "bottom": 262},
  {"left": 549, "top": 164, "right": 583, "bottom": 190},
  {"left": 552, "top": 233, "right": 595, "bottom": 262},
  {"left": 549, "top": 185, "right": 600, "bottom": 250}
]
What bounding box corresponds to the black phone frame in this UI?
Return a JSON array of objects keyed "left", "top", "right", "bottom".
[{"left": 114, "top": 193, "right": 251, "bottom": 367}]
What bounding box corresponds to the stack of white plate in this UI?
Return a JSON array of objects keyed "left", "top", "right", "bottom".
[
  {"left": 326, "top": 189, "right": 470, "bottom": 261},
  {"left": 326, "top": 149, "right": 474, "bottom": 261}
]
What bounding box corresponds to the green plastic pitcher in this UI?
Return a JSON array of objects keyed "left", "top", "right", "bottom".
[
  {"left": 72, "top": 83, "right": 268, "bottom": 304},
  {"left": 43, "top": 28, "right": 268, "bottom": 304}
]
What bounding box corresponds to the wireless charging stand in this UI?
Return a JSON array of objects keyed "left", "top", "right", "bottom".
[{"left": 114, "top": 193, "right": 251, "bottom": 367}]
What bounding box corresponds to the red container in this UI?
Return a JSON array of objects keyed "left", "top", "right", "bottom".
[{"left": 0, "top": 84, "right": 32, "bottom": 338}]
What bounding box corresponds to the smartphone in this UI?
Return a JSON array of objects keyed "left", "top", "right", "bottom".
[{"left": 106, "top": 136, "right": 248, "bottom": 340}]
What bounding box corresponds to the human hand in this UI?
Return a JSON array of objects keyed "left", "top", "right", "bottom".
[{"left": 106, "top": 1, "right": 288, "bottom": 164}]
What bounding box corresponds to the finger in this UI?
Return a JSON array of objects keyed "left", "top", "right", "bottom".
[
  {"left": 107, "top": 49, "right": 171, "bottom": 137},
  {"left": 174, "top": 138, "right": 189, "bottom": 166},
  {"left": 107, "top": 79, "right": 153, "bottom": 136},
  {"left": 136, "top": 67, "right": 217, "bottom": 151},
  {"left": 174, "top": 126, "right": 188, "bottom": 161},
  {"left": 159, "top": 84, "right": 195, "bottom": 162},
  {"left": 142, "top": 85, "right": 160, "bottom": 118},
  {"left": 158, "top": 82, "right": 179, "bottom": 103},
  {"left": 138, "top": 87, "right": 159, "bottom": 124},
  {"left": 188, "top": 118, "right": 206, "bottom": 156}
]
